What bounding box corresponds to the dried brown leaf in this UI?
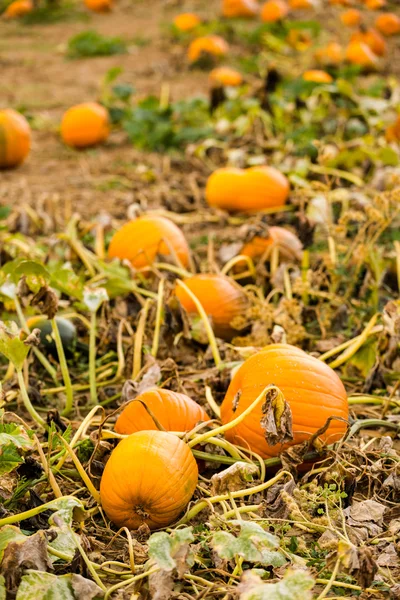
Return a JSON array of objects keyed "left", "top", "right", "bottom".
[
  {"left": 210, "top": 461, "right": 259, "bottom": 495},
  {"left": 260, "top": 387, "right": 293, "bottom": 447}
]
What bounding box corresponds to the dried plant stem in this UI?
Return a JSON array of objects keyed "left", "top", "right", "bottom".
[
  {"left": 204, "top": 385, "right": 221, "bottom": 418},
  {"left": 0, "top": 496, "right": 78, "bottom": 527},
  {"left": 301, "top": 250, "right": 309, "bottom": 306},
  {"left": 221, "top": 255, "right": 256, "bottom": 279},
  {"left": 328, "top": 313, "right": 379, "bottom": 369},
  {"left": 51, "top": 318, "right": 74, "bottom": 416},
  {"left": 17, "top": 369, "right": 47, "bottom": 429},
  {"left": 58, "top": 436, "right": 100, "bottom": 504},
  {"left": 55, "top": 405, "right": 104, "bottom": 472},
  {"left": 151, "top": 278, "right": 164, "bottom": 358},
  {"left": 104, "top": 566, "right": 160, "bottom": 600},
  {"left": 132, "top": 299, "right": 152, "bottom": 379},
  {"left": 319, "top": 325, "right": 382, "bottom": 362},
  {"left": 153, "top": 262, "right": 192, "bottom": 278},
  {"left": 69, "top": 528, "right": 106, "bottom": 591},
  {"left": 316, "top": 557, "right": 340, "bottom": 600},
  {"left": 33, "top": 433, "right": 62, "bottom": 498},
  {"left": 89, "top": 310, "right": 98, "bottom": 405}
]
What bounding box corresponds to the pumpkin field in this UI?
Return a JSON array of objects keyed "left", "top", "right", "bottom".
[{"left": 1, "top": 0, "right": 400, "bottom": 598}]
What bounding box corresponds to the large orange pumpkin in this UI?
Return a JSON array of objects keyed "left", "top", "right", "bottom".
[
  {"left": 222, "top": 0, "right": 260, "bottom": 18},
  {"left": 350, "top": 28, "right": 386, "bottom": 56},
  {"left": 84, "top": 0, "right": 112, "bottom": 12},
  {"left": 3, "top": 0, "right": 33, "bottom": 17},
  {"left": 174, "top": 13, "right": 202, "bottom": 31},
  {"left": 108, "top": 215, "right": 191, "bottom": 270},
  {"left": 261, "top": 0, "right": 289, "bottom": 21},
  {"left": 240, "top": 226, "right": 303, "bottom": 264},
  {"left": 209, "top": 66, "right": 243, "bottom": 87},
  {"left": 115, "top": 388, "right": 210, "bottom": 435},
  {"left": 0, "top": 109, "right": 31, "bottom": 169},
  {"left": 303, "top": 70, "right": 333, "bottom": 83},
  {"left": 188, "top": 36, "right": 229, "bottom": 63},
  {"left": 220, "top": 344, "right": 349, "bottom": 458},
  {"left": 345, "top": 40, "right": 379, "bottom": 67},
  {"left": 61, "top": 102, "right": 110, "bottom": 149},
  {"left": 100, "top": 431, "right": 198, "bottom": 530},
  {"left": 375, "top": 13, "right": 400, "bottom": 36},
  {"left": 205, "top": 166, "right": 290, "bottom": 213},
  {"left": 175, "top": 274, "right": 249, "bottom": 340}
]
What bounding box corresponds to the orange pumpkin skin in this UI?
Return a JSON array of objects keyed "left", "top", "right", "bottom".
[
  {"left": 84, "top": 0, "right": 112, "bottom": 12},
  {"left": 385, "top": 124, "right": 399, "bottom": 143},
  {"left": 175, "top": 274, "right": 249, "bottom": 340},
  {"left": 61, "top": 102, "right": 110, "bottom": 149},
  {"left": 261, "top": 0, "right": 289, "bottom": 21},
  {"left": 108, "top": 215, "right": 190, "bottom": 270},
  {"left": 289, "top": 0, "right": 317, "bottom": 9},
  {"left": 100, "top": 431, "right": 198, "bottom": 530},
  {"left": 3, "top": 0, "right": 33, "bottom": 17},
  {"left": 350, "top": 28, "right": 386, "bottom": 56},
  {"left": 0, "top": 109, "right": 31, "bottom": 169},
  {"left": 188, "top": 36, "right": 229, "bottom": 63},
  {"left": 365, "top": 0, "right": 386, "bottom": 9},
  {"left": 222, "top": 0, "right": 260, "bottom": 18},
  {"left": 205, "top": 166, "right": 290, "bottom": 213},
  {"left": 174, "top": 13, "right": 201, "bottom": 31},
  {"left": 209, "top": 66, "right": 243, "bottom": 87},
  {"left": 315, "top": 42, "right": 344, "bottom": 65},
  {"left": 220, "top": 344, "right": 349, "bottom": 459},
  {"left": 303, "top": 70, "right": 333, "bottom": 83},
  {"left": 375, "top": 13, "right": 400, "bottom": 36},
  {"left": 345, "top": 41, "right": 379, "bottom": 67},
  {"left": 115, "top": 388, "right": 210, "bottom": 435},
  {"left": 241, "top": 226, "right": 303, "bottom": 263},
  {"left": 340, "top": 9, "right": 361, "bottom": 27}
]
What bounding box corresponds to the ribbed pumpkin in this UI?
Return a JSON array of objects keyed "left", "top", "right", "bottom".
[
  {"left": 220, "top": 344, "right": 349, "bottom": 458},
  {"left": 108, "top": 215, "right": 190, "bottom": 270},
  {"left": 261, "top": 0, "right": 289, "bottom": 21},
  {"left": 84, "top": 0, "right": 112, "bottom": 12},
  {"left": 188, "top": 36, "right": 229, "bottom": 63},
  {"left": 222, "top": 0, "right": 260, "bottom": 18},
  {"left": 209, "top": 66, "right": 243, "bottom": 87},
  {"left": 100, "top": 431, "right": 198, "bottom": 530},
  {"left": 350, "top": 28, "right": 386, "bottom": 56},
  {"left": 375, "top": 13, "right": 400, "bottom": 36},
  {"left": 115, "top": 388, "right": 210, "bottom": 435},
  {"left": 315, "top": 41, "right": 344, "bottom": 65},
  {"left": 340, "top": 9, "right": 361, "bottom": 27},
  {"left": 3, "top": 0, "right": 33, "bottom": 17},
  {"left": 174, "top": 13, "right": 201, "bottom": 31},
  {"left": 240, "top": 226, "right": 303, "bottom": 264},
  {"left": 0, "top": 109, "right": 31, "bottom": 169},
  {"left": 206, "top": 166, "right": 290, "bottom": 213},
  {"left": 303, "top": 70, "right": 333, "bottom": 83},
  {"left": 175, "top": 274, "right": 249, "bottom": 340},
  {"left": 61, "top": 102, "right": 110, "bottom": 149},
  {"left": 345, "top": 41, "right": 379, "bottom": 67}
]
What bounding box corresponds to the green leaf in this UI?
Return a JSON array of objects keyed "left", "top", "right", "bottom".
[
  {"left": 378, "top": 147, "right": 399, "bottom": 167},
  {"left": 14, "top": 261, "right": 51, "bottom": 294},
  {"left": 16, "top": 572, "right": 75, "bottom": 600},
  {"left": 0, "top": 574, "right": 5, "bottom": 600},
  {"left": 50, "top": 266, "right": 83, "bottom": 300},
  {"left": 238, "top": 569, "right": 314, "bottom": 600},
  {"left": 67, "top": 30, "right": 127, "bottom": 59},
  {"left": 0, "top": 423, "right": 34, "bottom": 451},
  {"left": 0, "top": 443, "right": 23, "bottom": 475},
  {"left": 212, "top": 522, "right": 285, "bottom": 567},
  {"left": 0, "top": 321, "right": 30, "bottom": 370},
  {"left": 47, "top": 497, "right": 84, "bottom": 562},
  {"left": 148, "top": 527, "right": 194, "bottom": 572}
]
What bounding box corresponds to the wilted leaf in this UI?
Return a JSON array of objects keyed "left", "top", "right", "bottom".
[
  {"left": 148, "top": 570, "right": 174, "bottom": 600},
  {"left": 148, "top": 528, "right": 194, "bottom": 573},
  {"left": 83, "top": 287, "right": 109, "bottom": 313},
  {"left": 0, "top": 321, "right": 31, "bottom": 370},
  {"left": 0, "top": 423, "right": 33, "bottom": 452},
  {"left": 238, "top": 568, "right": 314, "bottom": 600},
  {"left": 30, "top": 287, "right": 59, "bottom": 320},
  {"left": 260, "top": 387, "right": 293, "bottom": 447},
  {"left": 1, "top": 530, "right": 52, "bottom": 592},
  {"left": 16, "top": 572, "right": 73, "bottom": 600},
  {"left": 0, "top": 526, "right": 26, "bottom": 562},
  {"left": 212, "top": 522, "right": 285, "bottom": 567},
  {"left": 70, "top": 574, "right": 104, "bottom": 600},
  {"left": 211, "top": 461, "right": 259, "bottom": 495},
  {"left": 14, "top": 262, "right": 51, "bottom": 294}
]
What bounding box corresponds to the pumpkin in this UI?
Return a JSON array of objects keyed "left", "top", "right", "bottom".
[
  {"left": 375, "top": 13, "right": 400, "bottom": 36},
  {"left": 26, "top": 316, "right": 77, "bottom": 357},
  {"left": 329, "top": 0, "right": 351, "bottom": 4},
  {"left": 385, "top": 124, "right": 399, "bottom": 143},
  {"left": 84, "top": 0, "right": 112, "bottom": 12},
  {"left": 220, "top": 344, "right": 349, "bottom": 458},
  {"left": 222, "top": 0, "right": 259, "bottom": 18},
  {"left": 188, "top": 36, "right": 229, "bottom": 63},
  {"left": 393, "top": 115, "right": 400, "bottom": 138},
  {"left": 345, "top": 41, "right": 379, "bottom": 67},
  {"left": 340, "top": 9, "right": 361, "bottom": 27},
  {"left": 108, "top": 215, "right": 190, "bottom": 270},
  {"left": 205, "top": 166, "right": 290, "bottom": 213},
  {"left": 0, "top": 109, "right": 31, "bottom": 169},
  {"left": 289, "top": 0, "right": 317, "bottom": 9},
  {"left": 115, "top": 388, "right": 210, "bottom": 435},
  {"left": 3, "top": 0, "right": 33, "bottom": 17},
  {"left": 302, "top": 70, "right": 333, "bottom": 83},
  {"left": 61, "top": 102, "right": 110, "bottom": 149},
  {"left": 350, "top": 28, "right": 386, "bottom": 56},
  {"left": 209, "top": 66, "right": 243, "bottom": 87},
  {"left": 174, "top": 13, "right": 201, "bottom": 31},
  {"left": 365, "top": 0, "right": 386, "bottom": 9},
  {"left": 314, "top": 41, "right": 344, "bottom": 65},
  {"left": 100, "top": 431, "right": 198, "bottom": 530},
  {"left": 175, "top": 273, "right": 249, "bottom": 341},
  {"left": 240, "top": 226, "right": 303, "bottom": 265},
  {"left": 261, "top": 0, "right": 289, "bottom": 21}
]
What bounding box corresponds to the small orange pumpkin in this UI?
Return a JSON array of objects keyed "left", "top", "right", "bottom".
[
  {"left": 289, "top": 0, "right": 317, "bottom": 9},
  {"left": 240, "top": 226, "right": 303, "bottom": 264},
  {"left": 3, "top": 0, "right": 33, "bottom": 18},
  {"left": 100, "top": 431, "right": 198, "bottom": 530},
  {"left": 364, "top": 0, "right": 386, "bottom": 9},
  {"left": 84, "top": 0, "right": 112, "bottom": 12},
  {"left": 375, "top": 13, "right": 400, "bottom": 36},
  {"left": 188, "top": 35, "right": 229, "bottom": 63},
  {"left": 108, "top": 215, "right": 191, "bottom": 270},
  {"left": 222, "top": 0, "right": 260, "bottom": 17},
  {"left": 345, "top": 40, "right": 379, "bottom": 67},
  {"left": 206, "top": 166, "right": 290, "bottom": 213},
  {"left": 340, "top": 8, "right": 361, "bottom": 27},
  {"left": 209, "top": 66, "right": 243, "bottom": 87},
  {"left": 0, "top": 109, "right": 31, "bottom": 169},
  {"left": 174, "top": 12, "right": 202, "bottom": 31},
  {"left": 220, "top": 344, "right": 349, "bottom": 458},
  {"left": 61, "top": 102, "right": 110, "bottom": 149},
  {"left": 350, "top": 28, "right": 386, "bottom": 56},
  {"left": 314, "top": 41, "right": 344, "bottom": 65},
  {"left": 115, "top": 388, "right": 210, "bottom": 435},
  {"left": 175, "top": 274, "right": 249, "bottom": 340},
  {"left": 261, "top": 0, "right": 289, "bottom": 22},
  {"left": 302, "top": 70, "right": 333, "bottom": 83},
  {"left": 385, "top": 124, "right": 399, "bottom": 143}
]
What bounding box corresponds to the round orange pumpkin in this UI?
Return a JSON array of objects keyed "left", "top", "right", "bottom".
[
  {"left": 345, "top": 40, "right": 379, "bottom": 67},
  {"left": 289, "top": 0, "right": 317, "bottom": 9},
  {"left": 115, "top": 388, "right": 210, "bottom": 435},
  {"left": 84, "top": 0, "right": 112, "bottom": 12},
  {"left": 261, "top": 0, "right": 289, "bottom": 21},
  {"left": 340, "top": 9, "right": 361, "bottom": 27},
  {"left": 61, "top": 102, "right": 110, "bottom": 149},
  {"left": 108, "top": 215, "right": 191, "bottom": 270},
  {"left": 174, "top": 12, "right": 201, "bottom": 31},
  {"left": 220, "top": 344, "right": 349, "bottom": 458},
  {"left": 205, "top": 166, "right": 290, "bottom": 213},
  {"left": 350, "top": 28, "right": 386, "bottom": 56},
  {"left": 175, "top": 274, "right": 249, "bottom": 341},
  {"left": 188, "top": 36, "right": 229, "bottom": 63},
  {"left": 3, "top": 0, "right": 33, "bottom": 17},
  {"left": 222, "top": 0, "right": 260, "bottom": 18},
  {"left": 240, "top": 226, "right": 303, "bottom": 264},
  {"left": 314, "top": 41, "right": 344, "bottom": 65},
  {"left": 0, "top": 109, "right": 31, "bottom": 169},
  {"left": 375, "top": 13, "right": 400, "bottom": 36},
  {"left": 100, "top": 431, "right": 198, "bottom": 530},
  {"left": 303, "top": 70, "right": 333, "bottom": 83},
  {"left": 364, "top": 0, "right": 386, "bottom": 9},
  {"left": 209, "top": 66, "right": 243, "bottom": 87}
]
